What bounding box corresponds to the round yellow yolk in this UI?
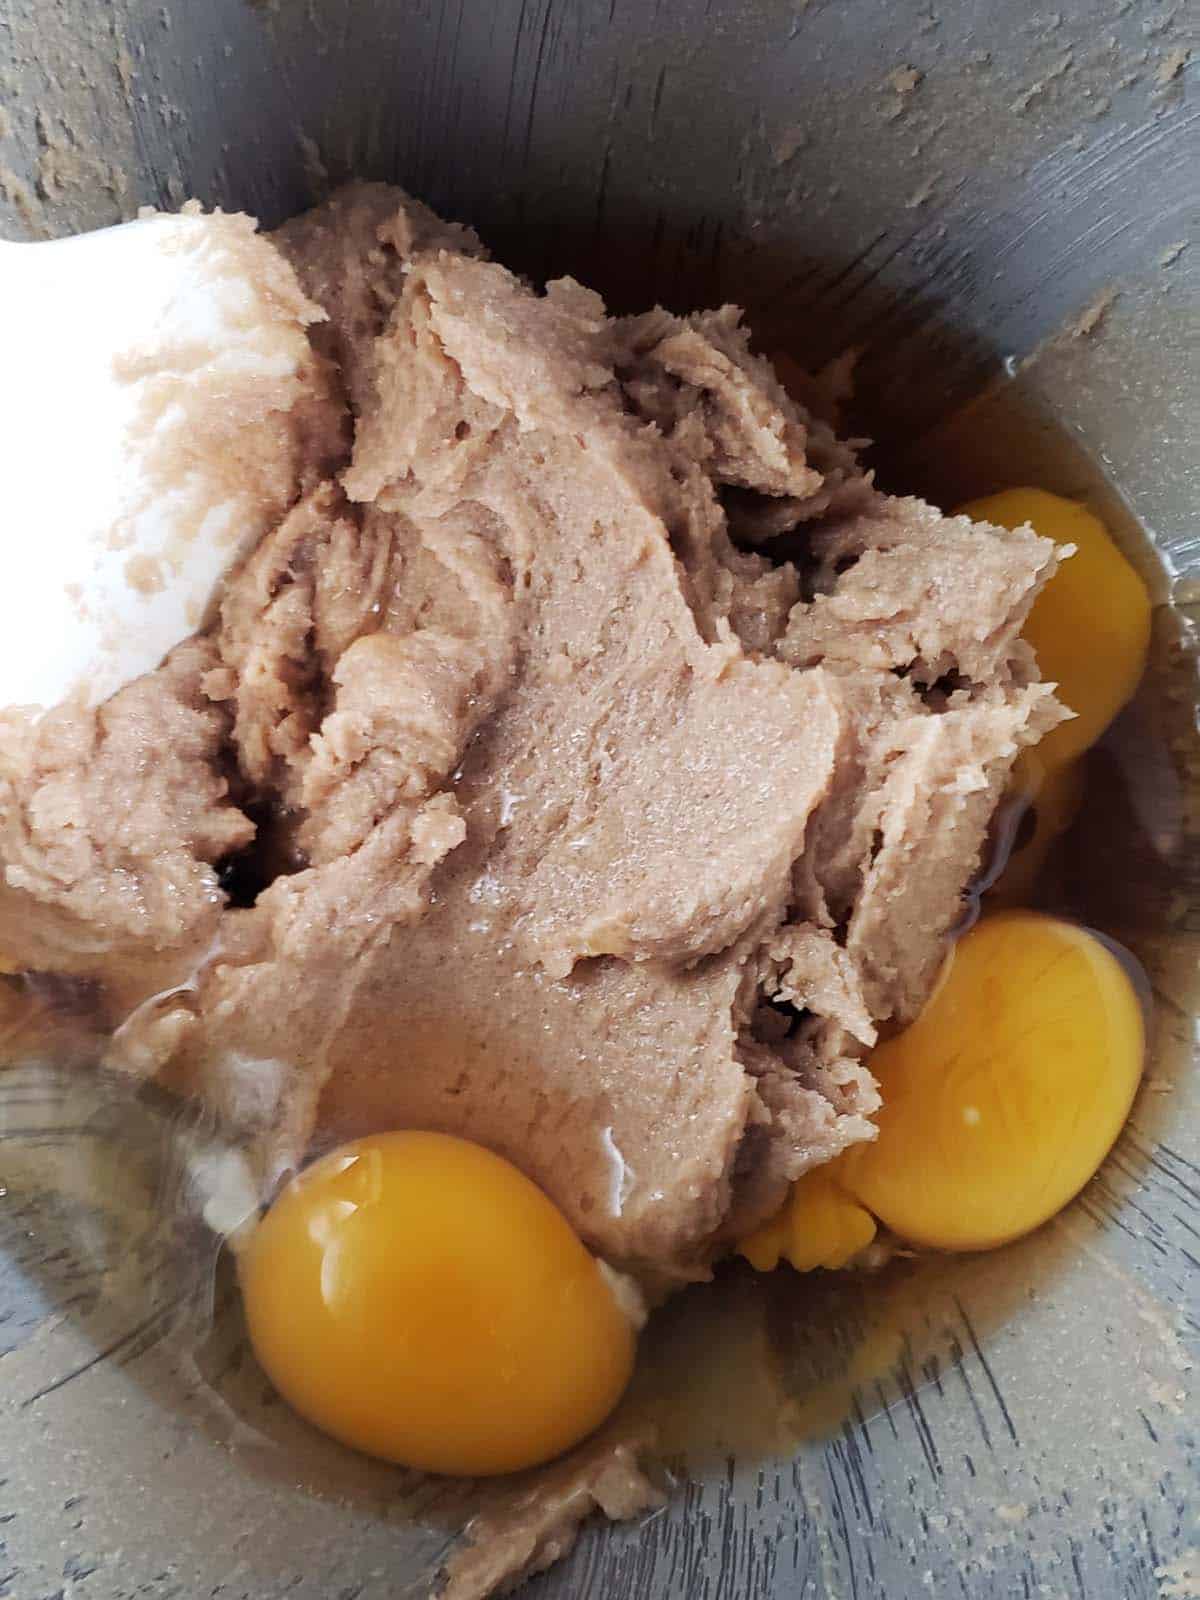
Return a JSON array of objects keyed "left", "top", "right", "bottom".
[
  {"left": 836, "top": 912, "right": 1144, "bottom": 1252},
  {"left": 738, "top": 1161, "right": 876, "bottom": 1273},
  {"left": 957, "top": 488, "right": 1152, "bottom": 771},
  {"left": 239, "top": 1131, "right": 637, "bottom": 1476}
]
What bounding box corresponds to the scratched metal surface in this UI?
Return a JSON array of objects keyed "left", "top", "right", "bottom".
[{"left": 1, "top": 1, "right": 1198, "bottom": 1597}]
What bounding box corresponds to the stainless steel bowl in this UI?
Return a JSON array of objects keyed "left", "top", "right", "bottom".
[{"left": 1, "top": 2, "right": 1196, "bottom": 1596}]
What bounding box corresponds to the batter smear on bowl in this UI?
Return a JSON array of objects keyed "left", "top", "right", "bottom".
[{"left": 0, "top": 185, "right": 1077, "bottom": 1590}]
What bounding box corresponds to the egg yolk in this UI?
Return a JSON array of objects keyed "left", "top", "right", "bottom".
[
  {"left": 239, "top": 1131, "right": 637, "bottom": 1476},
  {"left": 957, "top": 488, "right": 1152, "bottom": 773},
  {"left": 835, "top": 912, "right": 1144, "bottom": 1252},
  {"left": 738, "top": 1161, "right": 876, "bottom": 1273}
]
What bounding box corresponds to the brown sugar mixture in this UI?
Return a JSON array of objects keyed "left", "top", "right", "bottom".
[{"left": 0, "top": 184, "right": 1066, "bottom": 1290}]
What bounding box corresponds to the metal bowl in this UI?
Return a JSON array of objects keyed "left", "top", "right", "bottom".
[{"left": 1, "top": 2, "right": 1196, "bottom": 1596}]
